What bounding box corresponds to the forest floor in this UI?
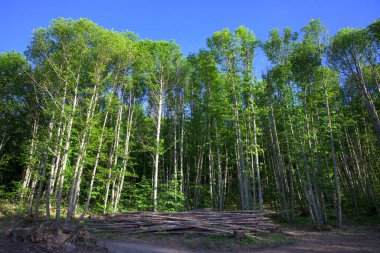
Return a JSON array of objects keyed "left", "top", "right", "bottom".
[
  {"left": 91, "top": 224, "right": 380, "bottom": 253},
  {"left": 0, "top": 208, "right": 379, "bottom": 253},
  {"left": 2, "top": 224, "right": 378, "bottom": 253}
]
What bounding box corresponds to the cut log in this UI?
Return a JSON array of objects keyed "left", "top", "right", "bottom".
[{"left": 85, "top": 211, "right": 279, "bottom": 237}]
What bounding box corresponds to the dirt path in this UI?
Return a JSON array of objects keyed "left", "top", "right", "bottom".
[
  {"left": 99, "top": 226, "right": 380, "bottom": 253},
  {"left": 255, "top": 227, "right": 380, "bottom": 253},
  {"left": 99, "top": 240, "right": 197, "bottom": 253},
  {"left": 0, "top": 225, "right": 379, "bottom": 252}
]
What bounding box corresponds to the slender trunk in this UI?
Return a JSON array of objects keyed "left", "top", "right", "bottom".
[
  {"left": 290, "top": 123, "right": 310, "bottom": 218},
  {"left": 223, "top": 143, "right": 229, "bottom": 201},
  {"left": 113, "top": 94, "right": 134, "bottom": 213},
  {"left": 355, "top": 126, "right": 376, "bottom": 207},
  {"left": 173, "top": 100, "right": 178, "bottom": 202},
  {"left": 299, "top": 123, "right": 322, "bottom": 228},
  {"left": 235, "top": 139, "right": 244, "bottom": 210},
  {"left": 51, "top": 133, "right": 65, "bottom": 197},
  {"left": 285, "top": 134, "right": 295, "bottom": 221},
  {"left": 104, "top": 88, "right": 124, "bottom": 214},
  {"left": 46, "top": 92, "right": 66, "bottom": 220},
  {"left": 28, "top": 161, "right": 40, "bottom": 213},
  {"left": 270, "top": 106, "right": 289, "bottom": 219},
  {"left": 21, "top": 116, "right": 39, "bottom": 201},
  {"left": 153, "top": 79, "right": 164, "bottom": 212},
  {"left": 233, "top": 93, "right": 249, "bottom": 210},
  {"left": 339, "top": 141, "right": 358, "bottom": 208},
  {"left": 251, "top": 97, "right": 263, "bottom": 211},
  {"left": 80, "top": 90, "right": 114, "bottom": 218},
  {"left": 306, "top": 113, "right": 324, "bottom": 227},
  {"left": 248, "top": 136, "right": 256, "bottom": 211},
  {"left": 345, "top": 128, "right": 366, "bottom": 195},
  {"left": 357, "top": 64, "right": 380, "bottom": 146},
  {"left": 34, "top": 117, "right": 54, "bottom": 220},
  {"left": 66, "top": 83, "right": 98, "bottom": 223},
  {"left": 213, "top": 119, "right": 223, "bottom": 210},
  {"left": 179, "top": 100, "right": 185, "bottom": 194},
  {"left": 194, "top": 137, "right": 205, "bottom": 208},
  {"left": 207, "top": 123, "right": 215, "bottom": 209},
  {"left": 55, "top": 80, "right": 79, "bottom": 226},
  {"left": 322, "top": 75, "right": 342, "bottom": 227}
]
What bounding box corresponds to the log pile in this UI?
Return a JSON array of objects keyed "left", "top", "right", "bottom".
[{"left": 85, "top": 211, "right": 279, "bottom": 237}]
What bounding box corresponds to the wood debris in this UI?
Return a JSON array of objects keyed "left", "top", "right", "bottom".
[{"left": 85, "top": 211, "right": 279, "bottom": 237}]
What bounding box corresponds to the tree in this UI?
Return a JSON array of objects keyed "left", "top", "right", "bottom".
[
  {"left": 0, "top": 52, "right": 34, "bottom": 194},
  {"left": 141, "top": 40, "right": 182, "bottom": 211},
  {"left": 328, "top": 27, "right": 380, "bottom": 146}
]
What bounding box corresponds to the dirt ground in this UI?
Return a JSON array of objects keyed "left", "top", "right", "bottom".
[
  {"left": 256, "top": 226, "right": 380, "bottom": 253},
  {"left": 0, "top": 224, "right": 379, "bottom": 253},
  {"left": 94, "top": 225, "right": 380, "bottom": 253}
]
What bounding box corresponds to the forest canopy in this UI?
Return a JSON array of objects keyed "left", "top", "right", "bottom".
[{"left": 0, "top": 18, "right": 379, "bottom": 228}]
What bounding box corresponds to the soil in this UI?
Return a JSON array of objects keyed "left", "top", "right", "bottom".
[
  {"left": 0, "top": 224, "right": 379, "bottom": 252},
  {"left": 256, "top": 226, "right": 380, "bottom": 253},
  {"left": 93, "top": 225, "right": 380, "bottom": 253}
]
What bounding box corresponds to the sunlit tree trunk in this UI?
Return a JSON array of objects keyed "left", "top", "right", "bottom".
[
  {"left": 270, "top": 105, "right": 289, "bottom": 219},
  {"left": 80, "top": 92, "right": 114, "bottom": 219},
  {"left": 104, "top": 88, "right": 124, "bottom": 214},
  {"left": 113, "top": 93, "right": 135, "bottom": 213},
  {"left": 153, "top": 79, "right": 164, "bottom": 212},
  {"left": 66, "top": 83, "right": 98, "bottom": 223},
  {"left": 213, "top": 119, "right": 223, "bottom": 210},
  {"left": 322, "top": 75, "right": 342, "bottom": 227},
  {"left": 251, "top": 95, "right": 263, "bottom": 211},
  {"left": 20, "top": 116, "right": 39, "bottom": 201},
  {"left": 34, "top": 117, "right": 54, "bottom": 220},
  {"left": 55, "top": 79, "right": 79, "bottom": 226},
  {"left": 46, "top": 88, "right": 67, "bottom": 220}
]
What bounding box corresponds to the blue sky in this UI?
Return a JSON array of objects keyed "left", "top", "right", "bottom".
[{"left": 1, "top": 0, "right": 379, "bottom": 71}]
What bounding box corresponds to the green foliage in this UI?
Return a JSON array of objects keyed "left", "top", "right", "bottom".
[
  {"left": 158, "top": 180, "right": 186, "bottom": 211},
  {"left": 123, "top": 177, "right": 153, "bottom": 211},
  {"left": 0, "top": 181, "right": 23, "bottom": 204},
  {"left": 0, "top": 52, "right": 33, "bottom": 186},
  {"left": 327, "top": 27, "right": 374, "bottom": 77},
  {"left": 122, "top": 178, "right": 186, "bottom": 212}
]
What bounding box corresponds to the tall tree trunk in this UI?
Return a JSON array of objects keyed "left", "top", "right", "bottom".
[
  {"left": 251, "top": 96, "right": 263, "bottom": 211},
  {"left": 46, "top": 88, "right": 67, "bottom": 220},
  {"left": 247, "top": 129, "right": 256, "bottom": 211},
  {"left": 113, "top": 93, "right": 135, "bottom": 213},
  {"left": 322, "top": 75, "right": 342, "bottom": 227},
  {"left": 34, "top": 117, "right": 54, "bottom": 220},
  {"left": 66, "top": 83, "right": 98, "bottom": 223},
  {"left": 194, "top": 137, "right": 205, "bottom": 209},
  {"left": 213, "top": 119, "right": 223, "bottom": 210},
  {"left": 153, "top": 79, "right": 164, "bottom": 212},
  {"left": 284, "top": 134, "right": 295, "bottom": 221},
  {"left": 299, "top": 124, "right": 322, "bottom": 228},
  {"left": 55, "top": 80, "right": 79, "bottom": 226},
  {"left": 223, "top": 143, "right": 229, "bottom": 201},
  {"left": 356, "top": 63, "right": 380, "bottom": 146},
  {"left": 270, "top": 106, "right": 289, "bottom": 219},
  {"left": 104, "top": 88, "right": 124, "bottom": 214},
  {"left": 80, "top": 92, "right": 114, "bottom": 219},
  {"left": 207, "top": 123, "right": 215, "bottom": 209},
  {"left": 179, "top": 98, "right": 185, "bottom": 194},
  {"left": 28, "top": 161, "right": 40, "bottom": 214},
  {"left": 20, "top": 116, "right": 39, "bottom": 201},
  {"left": 173, "top": 99, "right": 178, "bottom": 202},
  {"left": 233, "top": 93, "right": 250, "bottom": 210}
]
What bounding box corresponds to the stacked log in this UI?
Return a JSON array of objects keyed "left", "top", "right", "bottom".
[{"left": 85, "top": 211, "right": 279, "bottom": 237}]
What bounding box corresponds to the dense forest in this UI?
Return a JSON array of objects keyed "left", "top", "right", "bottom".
[{"left": 0, "top": 18, "right": 379, "bottom": 229}]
